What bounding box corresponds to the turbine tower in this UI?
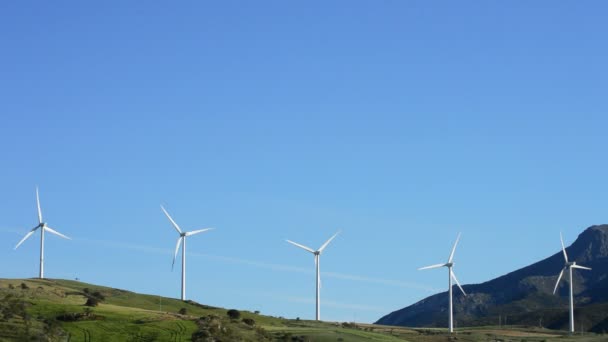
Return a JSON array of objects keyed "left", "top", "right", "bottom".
[
  {"left": 419, "top": 232, "right": 466, "bottom": 333},
  {"left": 161, "top": 205, "right": 213, "bottom": 301},
  {"left": 14, "top": 187, "right": 71, "bottom": 279},
  {"left": 286, "top": 231, "right": 340, "bottom": 321},
  {"left": 553, "top": 232, "right": 591, "bottom": 334}
]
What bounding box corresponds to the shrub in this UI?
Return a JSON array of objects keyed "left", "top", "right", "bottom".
[
  {"left": 85, "top": 297, "right": 99, "bottom": 307},
  {"left": 242, "top": 318, "right": 255, "bottom": 326},
  {"left": 20, "top": 283, "right": 29, "bottom": 290},
  {"left": 8, "top": 284, "right": 14, "bottom": 289},
  {"left": 254, "top": 310, "right": 260, "bottom": 315},
  {"left": 178, "top": 308, "right": 187, "bottom": 315},
  {"left": 227, "top": 309, "right": 241, "bottom": 320},
  {"left": 91, "top": 291, "right": 105, "bottom": 300}
]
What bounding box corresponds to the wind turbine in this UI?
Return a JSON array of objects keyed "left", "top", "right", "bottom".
[
  {"left": 161, "top": 205, "right": 213, "bottom": 301},
  {"left": 286, "top": 231, "right": 340, "bottom": 321},
  {"left": 418, "top": 233, "right": 466, "bottom": 333},
  {"left": 553, "top": 232, "right": 591, "bottom": 334},
  {"left": 14, "top": 187, "right": 71, "bottom": 279}
]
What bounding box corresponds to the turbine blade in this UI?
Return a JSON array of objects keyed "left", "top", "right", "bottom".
[
  {"left": 553, "top": 268, "right": 565, "bottom": 295},
  {"left": 172, "top": 237, "right": 183, "bottom": 271},
  {"left": 448, "top": 232, "right": 461, "bottom": 263},
  {"left": 36, "top": 187, "right": 43, "bottom": 224},
  {"left": 185, "top": 228, "right": 214, "bottom": 237},
  {"left": 44, "top": 227, "right": 71, "bottom": 240},
  {"left": 161, "top": 205, "right": 182, "bottom": 234},
  {"left": 318, "top": 230, "right": 340, "bottom": 252},
  {"left": 418, "top": 263, "right": 445, "bottom": 270},
  {"left": 286, "top": 240, "right": 315, "bottom": 253},
  {"left": 560, "top": 232, "right": 568, "bottom": 263},
  {"left": 572, "top": 264, "right": 591, "bottom": 271},
  {"left": 451, "top": 269, "right": 466, "bottom": 296},
  {"left": 14, "top": 227, "right": 39, "bottom": 249}
]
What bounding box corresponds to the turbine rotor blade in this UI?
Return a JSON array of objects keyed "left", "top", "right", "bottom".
[
  {"left": 418, "top": 263, "right": 445, "bottom": 271},
  {"left": 36, "top": 187, "right": 43, "bottom": 224},
  {"left": 553, "top": 268, "right": 565, "bottom": 294},
  {"left": 318, "top": 230, "right": 341, "bottom": 252},
  {"left": 286, "top": 240, "right": 315, "bottom": 254},
  {"left": 172, "top": 237, "right": 183, "bottom": 270},
  {"left": 572, "top": 264, "right": 591, "bottom": 271},
  {"left": 451, "top": 269, "right": 466, "bottom": 296},
  {"left": 185, "top": 228, "right": 214, "bottom": 237},
  {"left": 14, "top": 227, "right": 39, "bottom": 249},
  {"left": 161, "top": 205, "right": 182, "bottom": 234},
  {"left": 44, "top": 227, "right": 71, "bottom": 240},
  {"left": 560, "top": 232, "right": 569, "bottom": 263},
  {"left": 448, "top": 232, "right": 461, "bottom": 263}
]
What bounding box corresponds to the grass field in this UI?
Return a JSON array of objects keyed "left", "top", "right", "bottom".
[{"left": 1, "top": 278, "right": 606, "bottom": 341}]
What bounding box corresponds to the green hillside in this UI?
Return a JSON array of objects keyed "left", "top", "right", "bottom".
[{"left": 0, "top": 278, "right": 606, "bottom": 341}]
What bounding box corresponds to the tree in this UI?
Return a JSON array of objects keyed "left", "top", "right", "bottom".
[
  {"left": 227, "top": 309, "right": 241, "bottom": 320},
  {"left": 85, "top": 297, "right": 99, "bottom": 307}
]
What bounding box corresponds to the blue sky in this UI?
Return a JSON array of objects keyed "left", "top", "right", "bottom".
[{"left": 1, "top": 1, "right": 607, "bottom": 323}]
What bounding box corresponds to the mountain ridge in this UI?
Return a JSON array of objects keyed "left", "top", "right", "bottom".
[{"left": 375, "top": 225, "right": 608, "bottom": 332}]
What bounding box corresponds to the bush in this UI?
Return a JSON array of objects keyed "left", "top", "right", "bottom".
[
  {"left": 85, "top": 297, "right": 99, "bottom": 307},
  {"left": 91, "top": 291, "right": 105, "bottom": 300},
  {"left": 242, "top": 318, "right": 255, "bottom": 326},
  {"left": 227, "top": 309, "right": 241, "bottom": 320},
  {"left": 20, "top": 283, "right": 29, "bottom": 290},
  {"left": 178, "top": 308, "right": 187, "bottom": 315},
  {"left": 8, "top": 284, "right": 14, "bottom": 289},
  {"left": 254, "top": 310, "right": 260, "bottom": 315}
]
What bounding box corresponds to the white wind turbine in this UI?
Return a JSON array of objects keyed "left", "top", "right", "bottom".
[
  {"left": 14, "top": 187, "right": 71, "bottom": 279},
  {"left": 419, "top": 233, "right": 466, "bottom": 333},
  {"left": 553, "top": 232, "right": 591, "bottom": 334},
  {"left": 286, "top": 231, "right": 340, "bottom": 321},
  {"left": 161, "top": 205, "right": 213, "bottom": 301}
]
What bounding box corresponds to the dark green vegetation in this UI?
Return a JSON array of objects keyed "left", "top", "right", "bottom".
[
  {"left": 1, "top": 278, "right": 606, "bottom": 341},
  {"left": 377, "top": 225, "right": 608, "bottom": 333}
]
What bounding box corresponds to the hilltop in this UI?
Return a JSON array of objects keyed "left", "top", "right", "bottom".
[
  {"left": 0, "top": 278, "right": 402, "bottom": 341},
  {"left": 376, "top": 225, "right": 608, "bottom": 333},
  {"left": 2, "top": 278, "right": 602, "bottom": 341}
]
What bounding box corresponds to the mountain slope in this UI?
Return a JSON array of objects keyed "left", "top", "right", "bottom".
[
  {"left": 376, "top": 225, "right": 608, "bottom": 331},
  {"left": 0, "top": 278, "right": 411, "bottom": 341}
]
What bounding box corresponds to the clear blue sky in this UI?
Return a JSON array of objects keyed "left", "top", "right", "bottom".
[{"left": 1, "top": 1, "right": 607, "bottom": 323}]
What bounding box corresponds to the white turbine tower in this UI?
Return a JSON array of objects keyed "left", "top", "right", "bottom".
[
  {"left": 161, "top": 205, "right": 213, "bottom": 301},
  {"left": 286, "top": 231, "right": 340, "bottom": 321},
  {"left": 553, "top": 232, "right": 591, "bottom": 334},
  {"left": 419, "top": 233, "right": 466, "bottom": 333},
  {"left": 14, "top": 187, "right": 71, "bottom": 279}
]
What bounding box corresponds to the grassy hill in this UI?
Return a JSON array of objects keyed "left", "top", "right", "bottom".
[{"left": 1, "top": 278, "right": 607, "bottom": 341}]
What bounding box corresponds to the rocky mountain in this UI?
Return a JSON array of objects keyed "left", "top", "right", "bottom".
[{"left": 376, "top": 225, "right": 608, "bottom": 332}]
